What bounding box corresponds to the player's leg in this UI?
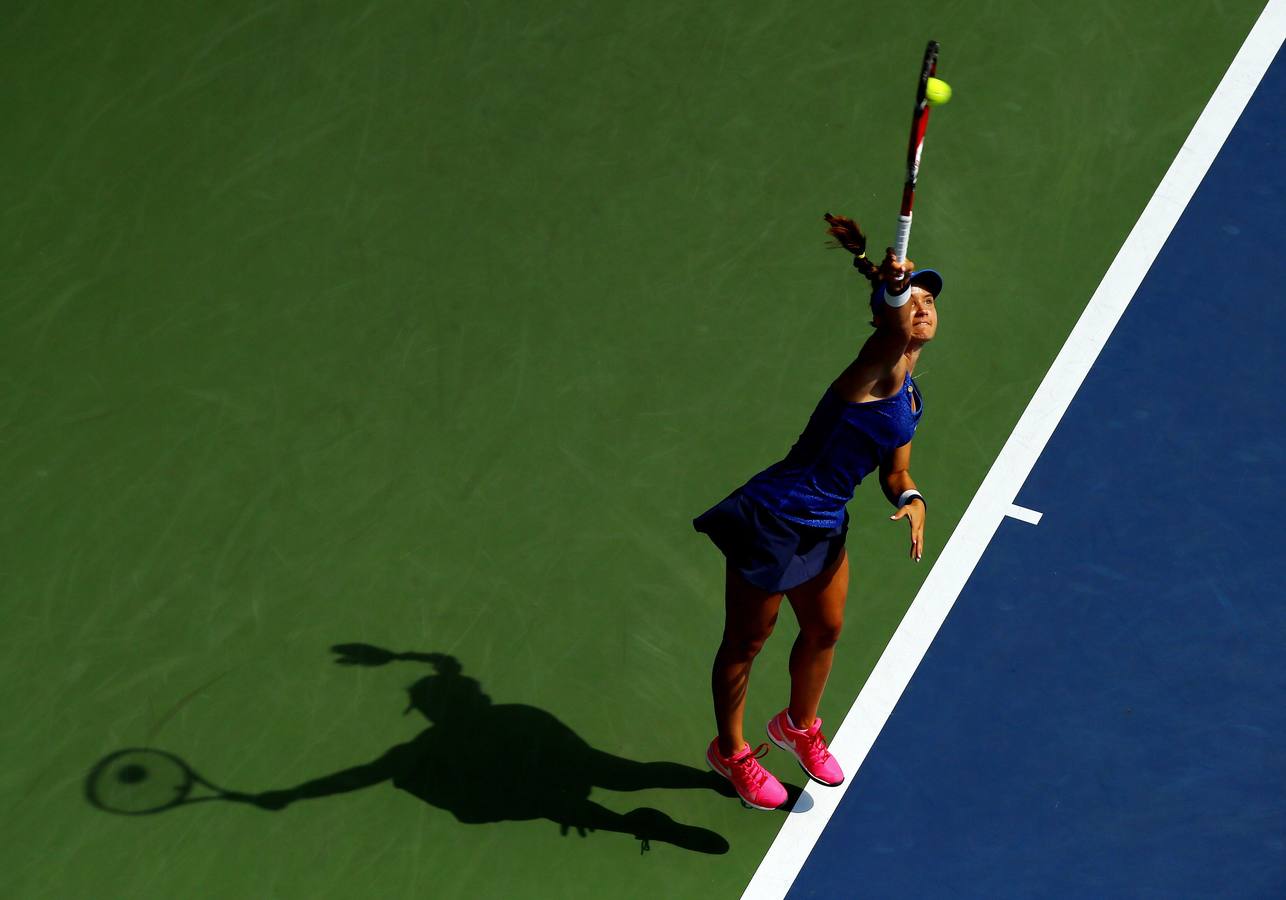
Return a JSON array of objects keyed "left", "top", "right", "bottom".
[
  {"left": 783, "top": 547, "right": 849, "bottom": 729},
  {"left": 765, "top": 547, "right": 849, "bottom": 787},
  {"left": 711, "top": 561, "right": 785, "bottom": 757}
]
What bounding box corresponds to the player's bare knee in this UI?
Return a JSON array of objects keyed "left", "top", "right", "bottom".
[
  {"left": 720, "top": 620, "right": 777, "bottom": 661},
  {"left": 802, "top": 620, "right": 843, "bottom": 649}
]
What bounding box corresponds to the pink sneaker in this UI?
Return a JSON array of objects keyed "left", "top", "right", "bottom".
[
  {"left": 767, "top": 710, "right": 845, "bottom": 786},
  {"left": 705, "top": 740, "right": 787, "bottom": 810}
]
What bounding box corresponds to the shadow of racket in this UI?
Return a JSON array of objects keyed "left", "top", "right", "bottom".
[{"left": 85, "top": 748, "right": 258, "bottom": 815}]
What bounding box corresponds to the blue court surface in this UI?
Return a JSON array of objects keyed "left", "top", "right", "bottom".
[{"left": 787, "top": 49, "right": 1286, "bottom": 899}]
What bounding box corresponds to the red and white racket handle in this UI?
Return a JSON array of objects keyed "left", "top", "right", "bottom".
[{"left": 892, "top": 214, "right": 913, "bottom": 262}]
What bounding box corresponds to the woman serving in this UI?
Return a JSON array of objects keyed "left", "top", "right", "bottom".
[{"left": 693, "top": 214, "right": 940, "bottom": 810}]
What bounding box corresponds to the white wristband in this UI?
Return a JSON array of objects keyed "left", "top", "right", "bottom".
[
  {"left": 897, "top": 489, "right": 924, "bottom": 509},
  {"left": 884, "top": 283, "right": 912, "bottom": 308}
]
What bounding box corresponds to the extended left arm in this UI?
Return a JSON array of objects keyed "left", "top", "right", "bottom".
[{"left": 879, "top": 440, "right": 925, "bottom": 562}]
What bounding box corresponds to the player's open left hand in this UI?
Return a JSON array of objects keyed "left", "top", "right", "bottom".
[{"left": 889, "top": 500, "right": 925, "bottom": 562}]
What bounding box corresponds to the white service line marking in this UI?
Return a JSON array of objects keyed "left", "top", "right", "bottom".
[
  {"left": 741, "top": 5, "right": 1286, "bottom": 897},
  {"left": 1006, "top": 504, "right": 1043, "bottom": 526}
]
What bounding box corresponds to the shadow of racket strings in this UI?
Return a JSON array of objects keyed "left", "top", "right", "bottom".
[{"left": 85, "top": 747, "right": 261, "bottom": 815}]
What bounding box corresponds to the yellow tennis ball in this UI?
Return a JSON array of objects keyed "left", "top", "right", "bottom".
[{"left": 925, "top": 77, "right": 952, "bottom": 106}]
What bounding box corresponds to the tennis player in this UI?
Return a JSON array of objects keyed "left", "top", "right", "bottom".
[{"left": 694, "top": 214, "right": 939, "bottom": 809}]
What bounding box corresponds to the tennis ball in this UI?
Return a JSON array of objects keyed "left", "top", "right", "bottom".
[{"left": 925, "top": 77, "right": 952, "bottom": 106}]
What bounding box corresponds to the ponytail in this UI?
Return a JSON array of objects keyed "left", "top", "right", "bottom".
[{"left": 823, "top": 213, "right": 882, "bottom": 290}]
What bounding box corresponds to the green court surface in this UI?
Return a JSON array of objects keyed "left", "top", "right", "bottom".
[{"left": 0, "top": 2, "right": 1266, "bottom": 897}]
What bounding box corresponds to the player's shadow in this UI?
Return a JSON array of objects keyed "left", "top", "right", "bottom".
[{"left": 250, "top": 644, "right": 743, "bottom": 854}]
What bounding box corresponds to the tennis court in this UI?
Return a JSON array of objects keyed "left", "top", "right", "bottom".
[{"left": 2, "top": 2, "right": 1282, "bottom": 897}]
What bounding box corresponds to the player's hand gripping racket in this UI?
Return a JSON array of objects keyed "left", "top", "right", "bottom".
[{"left": 892, "top": 40, "right": 941, "bottom": 263}]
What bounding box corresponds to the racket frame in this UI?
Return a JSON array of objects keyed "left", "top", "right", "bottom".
[{"left": 892, "top": 40, "right": 941, "bottom": 262}]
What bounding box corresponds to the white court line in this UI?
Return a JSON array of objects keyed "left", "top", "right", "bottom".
[
  {"left": 741, "top": 5, "right": 1286, "bottom": 898},
  {"left": 1006, "top": 504, "right": 1043, "bottom": 526}
]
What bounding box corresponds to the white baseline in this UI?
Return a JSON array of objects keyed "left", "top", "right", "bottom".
[{"left": 742, "top": 4, "right": 1286, "bottom": 897}]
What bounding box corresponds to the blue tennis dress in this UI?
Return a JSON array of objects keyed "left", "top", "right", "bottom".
[{"left": 693, "top": 373, "right": 924, "bottom": 592}]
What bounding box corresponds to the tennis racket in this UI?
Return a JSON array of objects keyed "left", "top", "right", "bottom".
[
  {"left": 85, "top": 747, "right": 258, "bottom": 815},
  {"left": 891, "top": 40, "right": 941, "bottom": 262}
]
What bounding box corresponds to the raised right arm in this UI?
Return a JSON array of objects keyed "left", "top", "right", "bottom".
[{"left": 838, "top": 249, "right": 918, "bottom": 401}]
